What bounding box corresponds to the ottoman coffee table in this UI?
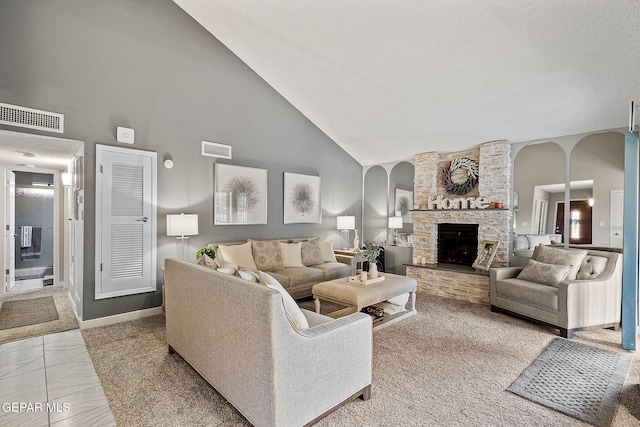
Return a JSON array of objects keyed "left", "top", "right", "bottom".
[{"left": 312, "top": 273, "right": 417, "bottom": 329}]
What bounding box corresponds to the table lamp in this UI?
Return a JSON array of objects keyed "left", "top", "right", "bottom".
[
  {"left": 389, "top": 216, "right": 403, "bottom": 245},
  {"left": 167, "top": 213, "right": 199, "bottom": 260},
  {"left": 337, "top": 215, "right": 355, "bottom": 250}
]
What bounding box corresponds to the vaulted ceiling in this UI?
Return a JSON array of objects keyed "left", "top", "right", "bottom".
[{"left": 174, "top": 1, "right": 640, "bottom": 166}]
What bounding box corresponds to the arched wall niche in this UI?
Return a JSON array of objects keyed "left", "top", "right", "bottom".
[
  {"left": 388, "top": 162, "right": 415, "bottom": 243},
  {"left": 363, "top": 166, "right": 388, "bottom": 244},
  {"left": 513, "top": 130, "right": 625, "bottom": 249}
]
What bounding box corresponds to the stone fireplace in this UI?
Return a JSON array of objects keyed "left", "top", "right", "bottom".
[{"left": 407, "top": 140, "right": 513, "bottom": 304}]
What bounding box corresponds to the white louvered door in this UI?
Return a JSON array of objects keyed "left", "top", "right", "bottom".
[{"left": 95, "top": 145, "right": 157, "bottom": 299}]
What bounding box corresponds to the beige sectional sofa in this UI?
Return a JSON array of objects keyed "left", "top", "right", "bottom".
[
  {"left": 164, "top": 258, "right": 372, "bottom": 427},
  {"left": 490, "top": 245, "right": 622, "bottom": 338},
  {"left": 208, "top": 237, "right": 356, "bottom": 299}
]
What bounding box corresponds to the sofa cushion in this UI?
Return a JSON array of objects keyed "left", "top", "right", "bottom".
[
  {"left": 576, "top": 255, "right": 608, "bottom": 280},
  {"left": 301, "top": 238, "right": 324, "bottom": 266},
  {"left": 218, "top": 242, "right": 258, "bottom": 271},
  {"left": 517, "top": 259, "right": 572, "bottom": 287},
  {"left": 495, "top": 278, "right": 559, "bottom": 311},
  {"left": 533, "top": 245, "right": 588, "bottom": 281},
  {"left": 279, "top": 242, "right": 304, "bottom": 267},
  {"left": 319, "top": 241, "right": 337, "bottom": 262},
  {"left": 259, "top": 271, "right": 309, "bottom": 330},
  {"left": 250, "top": 240, "right": 284, "bottom": 271},
  {"left": 272, "top": 267, "right": 324, "bottom": 286},
  {"left": 313, "top": 262, "right": 352, "bottom": 281}
]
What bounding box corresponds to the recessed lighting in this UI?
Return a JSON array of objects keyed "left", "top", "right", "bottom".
[
  {"left": 21, "top": 152, "right": 36, "bottom": 158},
  {"left": 23, "top": 164, "right": 36, "bottom": 168}
]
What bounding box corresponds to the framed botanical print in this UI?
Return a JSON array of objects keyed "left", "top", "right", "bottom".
[
  {"left": 283, "top": 172, "right": 321, "bottom": 224},
  {"left": 214, "top": 164, "right": 268, "bottom": 225}
]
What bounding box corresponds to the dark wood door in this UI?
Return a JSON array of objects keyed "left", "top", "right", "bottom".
[{"left": 555, "top": 200, "right": 592, "bottom": 244}]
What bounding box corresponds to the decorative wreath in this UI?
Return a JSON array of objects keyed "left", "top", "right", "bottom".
[{"left": 441, "top": 157, "right": 479, "bottom": 195}]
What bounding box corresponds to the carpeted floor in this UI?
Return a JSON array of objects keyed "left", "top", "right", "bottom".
[
  {"left": 0, "top": 287, "right": 79, "bottom": 344},
  {"left": 82, "top": 293, "right": 640, "bottom": 426}
]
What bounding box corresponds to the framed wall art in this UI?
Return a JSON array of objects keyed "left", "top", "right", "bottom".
[
  {"left": 283, "top": 172, "right": 322, "bottom": 224},
  {"left": 214, "top": 164, "right": 268, "bottom": 225},
  {"left": 395, "top": 188, "right": 413, "bottom": 224},
  {"left": 472, "top": 240, "right": 500, "bottom": 271}
]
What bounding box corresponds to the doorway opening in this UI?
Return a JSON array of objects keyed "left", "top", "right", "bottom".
[
  {"left": 555, "top": 200, "right": 593, "bottom": 245},
  {"left": 7, "top": 172, "right": 55, "bottom": 293}
]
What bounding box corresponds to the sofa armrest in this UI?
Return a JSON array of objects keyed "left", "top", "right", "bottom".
[
  {"left": 558, "top": 276, "right": 622, "bottom": 329},
  {"left": 490, "top": 266, "right": 523, "bottom": 281},
  {"left": 335, "top": 254, "right": 357, "bottom": 276},
  {"left": 298, "top": 311, "right": 372, "bottom": 338}
]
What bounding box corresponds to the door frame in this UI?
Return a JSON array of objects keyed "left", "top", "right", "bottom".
[{"left": 1, "top": 165, "right": 63, "bottom": 295}]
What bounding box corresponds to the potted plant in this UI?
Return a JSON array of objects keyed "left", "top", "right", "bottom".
[
  {"left": 361, "top": 240, "right": 382, "bottom": 278},
  {"left": 196, "top": 245, "right": 216, "bottom": 266}
]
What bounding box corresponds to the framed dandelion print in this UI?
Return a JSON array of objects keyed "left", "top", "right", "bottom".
[
  {"left": 283, "top": 172, "right": 321, "bottom": 224},
  {"left": 214, "top": 164, "right": 268, "bottom": 225},
  {"left": 395, "top": 188, "right": 413, "bottom": 224}
]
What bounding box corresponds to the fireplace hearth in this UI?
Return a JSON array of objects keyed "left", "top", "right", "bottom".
[{"left": 437, "top": 223, "right": 479, "bottom": 266}]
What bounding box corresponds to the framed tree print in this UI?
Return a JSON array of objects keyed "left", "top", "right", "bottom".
[
  {"left": 283, "top": 172, "right": 321, "bottom": 224},
  {"left": 214, "top": 164, "right": 268, "bottom": 225},
  {"left": 395, "top": 188, "right": 413, "bottom": 223}
]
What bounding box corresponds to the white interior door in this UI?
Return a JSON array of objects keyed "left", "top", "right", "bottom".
[
  {"left": 95, "top": 145, "right": 157, "bottom": 299},
  {"left": 4, "top": 170, "right": 15, "bottom": 292},
  {"left": 610, "top": 190, "right": 624, "bottom": 248}
]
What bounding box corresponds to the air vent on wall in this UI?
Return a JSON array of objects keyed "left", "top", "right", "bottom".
[
  {"left": 0, "top": 102, "right": 64, "bottom": 133},
  {"left": 202, "top": 141, "right": 232, "bottom": 159}
]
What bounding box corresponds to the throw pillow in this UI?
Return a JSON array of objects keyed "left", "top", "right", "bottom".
[
  {"left": 279, "top": 242, "right": 304, "bottom": 267},
  {"left": 517, "top": 259, "right": 572, "bottom": 287},
  {"left": 319, "top": 241, "right": 338, "bottom": 263},
  {"left": 250, "top": 240, "right": 284, "bottom": 271},
  {"left": 576, "top": 255, "right": 608, "bottom": 280},
  {"left": 513, "top": 235, "right": 529, "bottom": 250},
  {"left": 218, "top": 242, "right": 258, "bottom": 271},
  {"left": 258, "top": 271, "right": 309, "bottom": 330},
  {"left": 533, "top": 245, "right": 588, "bottom": 280},
  {"left": 217, "top": 266, "right": 237, "bottom": 275},
  {"left": 301, "top": 238, "right": 325, "bottom": 266},
  {"left": 197, "top": 254, "right": 216, "bottom": 269},
  {"left": 236, "top": 266, "right": 259, "bottom": 282}
]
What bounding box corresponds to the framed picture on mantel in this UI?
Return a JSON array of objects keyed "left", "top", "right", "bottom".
[{"left": 473, "top": 240, "right": 499, "bottom": 271}]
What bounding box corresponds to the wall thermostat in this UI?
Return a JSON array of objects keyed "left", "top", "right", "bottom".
[{"left": 117, "top": 126, "right": 135, "bottom": 144}]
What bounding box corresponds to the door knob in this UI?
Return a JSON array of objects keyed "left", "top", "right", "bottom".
[{"left": 137, "top": 217, "right": 148, "bottom": 222}]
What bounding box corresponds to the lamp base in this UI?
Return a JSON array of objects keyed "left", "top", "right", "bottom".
[
  {"left": 176, "top": 236, "right": 190, "bottom": 261},
  {"left": 340, "top": 230, "right": 350, "bottom": 250}
]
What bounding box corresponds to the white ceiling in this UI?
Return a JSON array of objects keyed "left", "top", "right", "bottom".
[
  {"left": 174, "top": 0, "right": 640, "bottom": 166},
  {"left": 0, "top": 130, "right": 82, "bottom": 170}
]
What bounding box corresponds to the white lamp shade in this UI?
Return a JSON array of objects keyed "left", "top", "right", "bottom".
[
  {"left": 167, "top": 213, "right": 199, "bottom": 236},
  {"left": 337, "top": 215, "right": 355, "bottom": 231},
  {"left": 389, "top": 216, "right": 403, "bottom": 229}
]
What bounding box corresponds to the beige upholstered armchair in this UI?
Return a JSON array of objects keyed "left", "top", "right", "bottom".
[{"left": 490, "top": 247, "right": 622, "bottom": 338}]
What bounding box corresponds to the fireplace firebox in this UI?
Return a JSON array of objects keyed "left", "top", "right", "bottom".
[{"left": 437, "top": 223, "right": 479, "bottom": 266}]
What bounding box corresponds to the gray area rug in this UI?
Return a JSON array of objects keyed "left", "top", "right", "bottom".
[
  {"left": 0, "top": 295, "right": 58, "bottom": 330},
  {"left": 508, "top": 337, "right": 631, "bottom": 426},
  {"left": 0, "top": 287, "right": 79, "bottom": 344}
]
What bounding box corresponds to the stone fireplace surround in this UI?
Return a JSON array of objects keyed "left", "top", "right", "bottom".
[{"left": 407, "top": 141, "right": 513, "bottom": 304}]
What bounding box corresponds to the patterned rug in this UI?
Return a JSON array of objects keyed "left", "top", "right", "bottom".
[
  {"left": 0, "top": 296, "right": 59, "bottom": 330},
  {"left": 508, "top": 337, "right": 631, "bottom": 426}
]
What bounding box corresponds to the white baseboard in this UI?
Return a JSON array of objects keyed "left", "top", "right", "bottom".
[{"left": 79, "top": 306, "right": 163, "bottom": 330}]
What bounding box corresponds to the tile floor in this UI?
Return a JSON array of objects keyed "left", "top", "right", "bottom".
[
  {"left": 0, "top": 329, "right": 115, "bottom": 426},
  {"left": 8, "top": 279, "right": 44, "bottom": 293}
]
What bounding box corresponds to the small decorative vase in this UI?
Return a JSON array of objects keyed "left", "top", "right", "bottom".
[{"left": 368, "top": 262, "right": 379, "bottom": 279}]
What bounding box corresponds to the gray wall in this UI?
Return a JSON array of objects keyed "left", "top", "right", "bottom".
[{"left": 0, "top": 0, "right": 362, "bottom": 320}]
